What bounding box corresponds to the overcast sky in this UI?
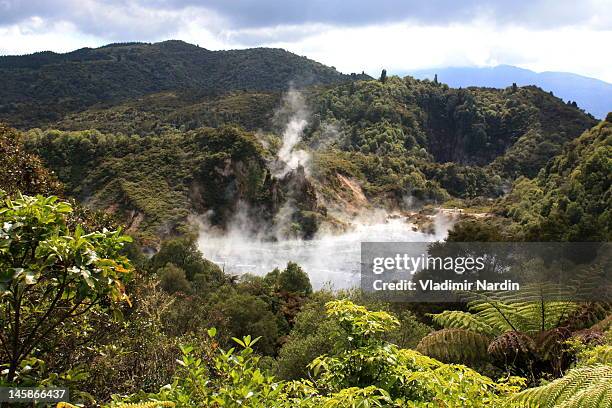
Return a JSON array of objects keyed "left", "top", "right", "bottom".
[{"left": 1, "top": 0, "right": 611, "bottom": 82}]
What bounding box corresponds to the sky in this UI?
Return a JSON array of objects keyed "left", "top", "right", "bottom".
[{"left": 1, "top": 0, "right": 611, "bottom": 82}]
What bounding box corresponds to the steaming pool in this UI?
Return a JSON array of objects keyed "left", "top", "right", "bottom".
[{"left": 197, "top": 214, "right": 455, "bottom": 289}]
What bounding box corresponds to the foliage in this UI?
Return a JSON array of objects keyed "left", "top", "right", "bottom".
[
  {"left": 307, "top": 300, "right": 523, "bottom": 406},
  {"left": 75, "top": 278, "right": 181, "bottom": 402},
  {"left": 115, "top": 300, "right": 524, "bottom": 407},
  {"left": 0, "top": 40, "right": 362, "bottom": 129},
  {"left": 306, "top": 77, "right": 593, "bottom": 173},
  {"left": 509, "top": 365, "right": 612, "bottom": 407},
  {"left": 0, "top": 193, "right": 132, "bottom": 383},
  {"left": 417, "top": 288, "right": 586, "bottom": 380},
  {"left": 0, "top": 123, "right": 63, "bottom": 195},
  {"left": 267, "top": 262, "right": 313, "bottom": 296},
  {"left": 25, "top": 125, "right": 326, "bottom": 243},
  {"left": 158, "top": 263, "right": 193, "bottom": 295},
  {"left": 119, "top": 332, "right": 285, "bottom": 407},
  {"left": 151, "top": 236, "right": 223, "bottom": 287},
  {"left": 417, "top": 328, "right": 491, "bottom": 364},
  {"left": 498, "top": 118, "right": 611, "bottom": 241},
  {"left": 211, "top": 293, "right": 280, "bottom": 355}
]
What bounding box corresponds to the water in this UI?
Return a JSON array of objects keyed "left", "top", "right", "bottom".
[{"left": 197, "top": 213, "right": 455, "bottom": 289}]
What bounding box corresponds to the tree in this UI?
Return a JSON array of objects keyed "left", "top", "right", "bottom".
[
  {"left": 0, "top": 124, "right": 62, "bottom": 196},
  {"left": 151, "top": 236, "right": 223, "bottom": 284},
  {"left": 415, "top": 286, "right": 606, "bottom": 381},
  {"left": 278, "top": 262, "right": 312, "bottom": 295},
  {"left": 158, "top": 263, "right": 192, "bottom": 295},
  {"left": 214, "top": 293, "right": 279, "bottom": 355},
  {"left": 0, "top": 193, "right": 133, "bottom": 383},
  {"left": 308, "top": 300, "right": 523, "bottom": 406},
  {"left": 379, "top": 69, "right": 387, "bottom": 83},
  {"left": 434, "top": 74, "right": 439, "bottom": 84}
]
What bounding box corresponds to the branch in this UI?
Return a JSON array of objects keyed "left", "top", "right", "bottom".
[
  {"left": 17, "top": 274, "right": 68, "bottom": 359},
  {"left": 17, "top": 295, "right": 100, "bottom": 363}
]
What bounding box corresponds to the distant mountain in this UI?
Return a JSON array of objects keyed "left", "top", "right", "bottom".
[
  {"left": 0, "top": 40, "right": 368, "bottom": 128},
  {"left": 408, "top": 65, "right": 611, "bottom": 119}
]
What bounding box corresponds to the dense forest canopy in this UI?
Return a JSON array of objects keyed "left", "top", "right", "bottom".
[
  {"left": 14, "top": 70, "right": 598, "bottom": 244},
  {"left": 0, "top": 40, "right": 369, "bottom": 129}
]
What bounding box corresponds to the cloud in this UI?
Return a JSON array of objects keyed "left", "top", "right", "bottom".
[
  {"left": 1, "top": 0, "right": 610, "bottom": 38},
  {"left": 255, "top": 22, "right": 612, "bottom": 82},
  {"left": 172, "top": 0, "right": 611, "bottom": 30},
  {"left": 0, "top": 0, "right": 610, "bottom": 83}
]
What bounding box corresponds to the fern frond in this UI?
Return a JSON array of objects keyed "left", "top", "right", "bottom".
[
  {"left": 535, "top": 327, "right": 572, "bottom": 361},
  {"left": 416, "top": 328, "right": 491, "bottom": 364},
  {"left": 464, "top": 287, "right": 580, "bottom": 334},
  {"left": 591, "top": 313, "right": 612, "bottom": 332},
  {"left": 571, "top": 328, "right": 605, "bottom": 346},
  {"left": 562, "top": 379, "right": 612, "bottom": 408},
  {"left": 509, "top": 365, "right": 612, "bottom": 407},
  {"left": 563, "top": 303, "right": 611, "bottom": 330},
  {"left": 488, "top": 331, "right": 536, "bottom": 365},
  {"left": 429, "top": 310, "right": 497, "bottom": 336}
]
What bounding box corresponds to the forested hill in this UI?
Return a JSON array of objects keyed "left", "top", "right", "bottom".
[
  {"left": 0, "top": 40, "right": 368, "bottom": 128},
  {"left": 0, "top": 41, "right": 600, "bottom": 245}
]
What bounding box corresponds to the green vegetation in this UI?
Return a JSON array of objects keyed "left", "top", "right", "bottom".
[
  {"left": 23, "top": 125, "right": 326, "bottom": 244},
  {"left": 0, "top": 193, "right": 132, "bottom": 383},
  {"left": 16, "top": 75, "right": 593, "bottom": 229},
  {"left": 0, "top": 190, "right": 608, "bottom": 406},
  {"left": 111, "top": 300, "right": 528, "bottom": 407},
  {"left": 0, "top": 123, "right": 62, "bottom": 196},
  {"left": 0, "top": 41, "right": 609, "bottom": 407},
  {"left": 448, "top": 116, "right": 611, "bottom": 242},
  {"left": 0, "top": 40, "right": 366, "bottom": 129},
  {"left": 417, "top": 289, "right": 609, "bottom": 382},
  {"left": 497, "top": 119, "right": 611, "bottom": 241}
]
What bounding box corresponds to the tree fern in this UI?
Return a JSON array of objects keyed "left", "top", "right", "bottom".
[
  {"left": 535, "top": 327, "right": 572, "bottom": 362},
  {"left": 509, "top": 365, "right": 612, "bottom": 407},
  {"left": 463, "top": 287, "right": 579, "bottom": 334},
  {"left": 488, "top": 331, "right": 536, "bottom": 365},
  {"left": 424, "top": 287, "right": 586, "bottom": 375},
  {"left": 416, "top": 328, "right": 491, "bottom": 363},
  {"left": 429, "top": 310, "right": 497, "bottom": 336}
]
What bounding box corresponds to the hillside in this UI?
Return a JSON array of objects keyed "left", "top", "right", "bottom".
[
  {"left": 498, "top": 115, "right": 612, "bottom": 241},
  {"left": 0, "top": 41, "right": 598, "bottom": 244},
  {"left": 49, "top": 75, "right": 596, "bottom": 174},
  {"left": 410, "top": 65, "right": 611, "bottom": 119},
  {"left": 18, "top": 75, "right": 597, "bottom": 245},
  {"left": 448, "top": 115, "right": 612, "bottom": 242},
  {"left": 2, "top": 43, "right": 610, "bottom": 408},
  {"left": 0, "top": 40, "right": 367, "bottom": 128}
]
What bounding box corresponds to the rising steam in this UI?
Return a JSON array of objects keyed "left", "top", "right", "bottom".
[
  {"left": 273, "top": 88, "right": 310, "bottom": 177},
  {"left": 195, "top": 87, "right": 458, "bottom": 289}
]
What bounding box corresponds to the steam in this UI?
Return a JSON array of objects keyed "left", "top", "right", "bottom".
[
  {"left": 273, "top": 88, "right": 310, "bottom": 177},
  {"left": 197, "top": 211, "right": 457, "bottom": 290},
  {"left": 194, "top": 87, "right": 459, "bottom": 290},
  {"left": 312, "top": 121, "right": 344, "bottom": 150}
]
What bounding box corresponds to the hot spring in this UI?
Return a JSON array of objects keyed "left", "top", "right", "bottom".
[{"left": 196, "top": 212, "right": 456, "bottom": 289}]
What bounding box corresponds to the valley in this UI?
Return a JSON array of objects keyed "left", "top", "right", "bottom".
[{"left": 0, "top": 38, "right": 610, "bottom": 408}]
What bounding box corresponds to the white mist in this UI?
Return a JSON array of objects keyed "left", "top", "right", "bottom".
[{"left": 196, "top": 213, "right": 455, "bottom": 290}]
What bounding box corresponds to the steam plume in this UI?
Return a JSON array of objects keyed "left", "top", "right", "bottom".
[{"left": 273, "top": 88, "right": 310, "bottom": 177}]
